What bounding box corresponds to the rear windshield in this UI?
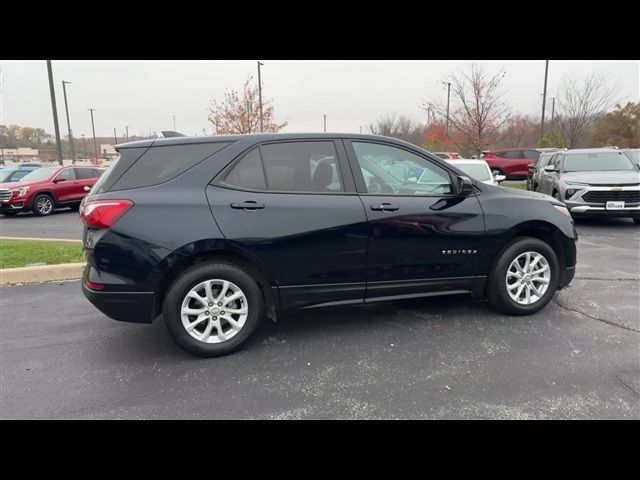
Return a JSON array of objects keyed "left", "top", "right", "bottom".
[
  {"left": 453, "top": 163, "right": 491, "bottom": 181},
  {"left": 563, "top": 152, "right": 636, "bottom": 172},
  {"left": 109, "top": 142, "right": 231, "bottom": 191}
]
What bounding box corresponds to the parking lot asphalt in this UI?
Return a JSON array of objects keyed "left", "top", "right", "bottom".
[
  {"left": 0, "top": 209, "right": 82, "bottom": 240},
  {"left": 1, "top": 218, "right": 638, "bottom": 419}
]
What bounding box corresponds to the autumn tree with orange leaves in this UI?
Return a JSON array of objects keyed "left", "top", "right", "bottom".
[
  {"left": 208, "top": 75, "right": 287, "bottom": 134},
  {"left": 424, "top": 63, "right": 511, "bottom": 156}
]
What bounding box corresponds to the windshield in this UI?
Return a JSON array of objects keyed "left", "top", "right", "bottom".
[
  {"left": 16, "top": 167, "right": 58, "bottom": 182},
  {"left": 625, "top": 150, "right": 640, "bottom": 166},
  {"left": 451, "top": 163, "right": 491, "bottom": 181},
  {"left": 563, "top": 152, "right": 636, "bottom": 172},
  {"left": 0, "top": 169, "right": 18, "bottom": 182}
]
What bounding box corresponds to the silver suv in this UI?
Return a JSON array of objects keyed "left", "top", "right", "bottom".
[{"left": 536, "top": 148, "right": 640, "bottom": 224}]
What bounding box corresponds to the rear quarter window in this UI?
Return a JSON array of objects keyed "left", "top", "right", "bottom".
[{"left": 108, "top": 142, "right": 231, "bottom": 191}]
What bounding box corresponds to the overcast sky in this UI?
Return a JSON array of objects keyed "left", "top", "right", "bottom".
[{"left": 1, "top": 60, "right": 638, "bottom": 139}]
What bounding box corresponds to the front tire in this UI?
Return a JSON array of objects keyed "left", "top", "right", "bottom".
[
  {"left": 32, "top": 193, "right": 54, "bottom": 216},
  {"left": 486, "top": 237, "right": 560, "bottom": 315},
  {"left": 162, "top": 262, "right": 263, "bottom": 357}
]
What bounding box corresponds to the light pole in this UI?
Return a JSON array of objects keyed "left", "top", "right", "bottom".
[
  {"left": 46, "top": 61, "right": 64, "bottom": 165},
  {"left": 125, "top": 125, "right": 130, "bottom": 141},
  {"left": 444, "top": 82, "right": 451, "bottom": 133},
  {"left": 323, "top": 114, "right": 327, "bottom": 133},
  {"left": 172, "top": 115, "right": 176, "bottom": 131},
  {"left": 61, "top": 80, "right": 76, "bottom": 164},
  {"left": 113, "top": 128, "right": 117, "bottom": 144},
  {"left": 257, "top": 61, "right": 264, "bottom": 133},
  {"left": 89, "top": 109, "right": 98, "bottom": 161},
  {"left": 81, "top": 134, "right": 86, "bottom": 158},
  {"left": 540, "top": 60, "right": 549, "bottom": 142}
]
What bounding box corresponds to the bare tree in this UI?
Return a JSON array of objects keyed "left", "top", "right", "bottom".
[
  {"left": 554, "top": 72, "right": 621, "bottom": 148},
  {"left": 208, "top": 75, "right": 287, "bottom": 134},
  {"left": 495, "top": 114, "right": 539, "bottom": 148},
  {"left": 369, "top": 113, "right": 426, "bottom": 146},
  {"left": 424, "top": 63, "right": 511, "bottom": 155}
]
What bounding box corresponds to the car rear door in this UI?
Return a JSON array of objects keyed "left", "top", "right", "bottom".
[
  {"left": 538, "top": 154, "right": 560, "bottom": 195},
  {"left": 344, "top": 139, "right": 486, "bottom": 301},
  {"left": 74, "top": 168, "right": 98, "bottom": 200},
  {"left": 207, "top": 139, "right": 368, "bottom": 310}
]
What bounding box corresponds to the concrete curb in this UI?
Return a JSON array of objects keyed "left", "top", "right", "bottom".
[
  {"left": 0, "top": 236, "right": 82, "bottom": 243},
  {"left": 0, "top": 263, "right": 85, "bottom": 286}
]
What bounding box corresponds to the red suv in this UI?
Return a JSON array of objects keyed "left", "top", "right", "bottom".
[
  {"left": 481, "top": 148, "right": 542, "bottom": 180},
  {"left": 0, "top": 166, "right": 104, "bottom": 216}
]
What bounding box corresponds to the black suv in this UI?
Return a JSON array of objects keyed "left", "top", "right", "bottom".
[{"left": 81, "top": 134, "right": 577, "bottom": 357}]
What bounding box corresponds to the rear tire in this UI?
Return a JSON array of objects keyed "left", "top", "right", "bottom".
[
  {"left": 486, "top": 237, "right": 560, "bottom": 315},
  {"left": 32, "top": 193, "right": 54, "bottom": 216},
  {"left": 162, "top": 261, "right": 264, "bottom": 357}
]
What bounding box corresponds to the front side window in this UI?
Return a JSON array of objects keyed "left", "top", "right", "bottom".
[
  {"left": 223, "top": 142, "right": 343, "bottom": 193},
  {"left": 538, "top": 154, "right": 553, "bottom": 168},
  {"left": 56, "top": 168, "right": 76, "bottom": 181},
  {"left": 352, "top": 142, "right": 452, "bottom": 195}
]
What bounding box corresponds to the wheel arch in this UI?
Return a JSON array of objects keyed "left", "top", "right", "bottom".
[
  {"left": 502, "top": 220, "right": 568, "bottom": 272},
  {"left": 31, "top": 189, "right": 57, "bottom": 206},
  {"left": 152, "top": 240, "right": 278, "bottom": 320}
]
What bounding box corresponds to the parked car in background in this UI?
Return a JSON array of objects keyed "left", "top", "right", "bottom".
[
  {"left": 81, "top": 133, "right": 576, "bottom": 357},
  {"left": 0, "top": 166, "right": 39, "bottom": 183},
  {"left": 624, "top": 148, "right": 639, "bottom": 167},
  {"left": 527, "top": 150, "right": 562, "bottom": 190},
  {"left": 0, "top": 166, "right": 104, "bottom": 216},
  {"left": 536, "top": 148, "right": 640, "bottom": 223},
  {"left": 442, "top": 159, "right": 505, "bottom": 185},
  {"left": 432, "top": 152, "right": 462, "bottom": 160},
  {"left": 482, "top": 148, "right": 551, "bottom": 180}
]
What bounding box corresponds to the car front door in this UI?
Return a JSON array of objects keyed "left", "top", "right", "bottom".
[
  {"left": 345, "top": 140, "right": 486, "bottom": 301},
  {"left": 51, "top": 167, "right": 77, "bottom": 202},
  {"left": 207, "top": 140, "right": 368, "bottom": 310},
  {"left": 538, "top": 154, "right": 560, "bottom": 195}
]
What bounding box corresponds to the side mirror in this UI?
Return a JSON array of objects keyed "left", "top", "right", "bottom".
[
  {"left": 543, "top": 165, "right": 558, "bottom": 173},
  {"left": 52, "top": 176, "right": 66, "bottom": 183},
  {"left": 454, "top": 175, "right": 474, "bottom": 195},
  {"left": 494, "top": 174, "right": 506, "bottom": 183}
]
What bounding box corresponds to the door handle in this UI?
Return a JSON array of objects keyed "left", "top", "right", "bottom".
[
  {"left": 230, "top": 201, "right": 265, "bottom": 210},
  {"left": 370, "top": 203, "right": 399, "bottom": 212}
]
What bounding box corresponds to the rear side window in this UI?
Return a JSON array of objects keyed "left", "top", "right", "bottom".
[
  {"left": 524, "top": 150, "right": 541, "bottom": 160},
  {"left": 221, "top": 142, "right": 344, "bottom": 193},
  {"left": 502, "top": 150, "right": 523, "bottom": 159},
  {"left": 109, "top": 142, "right": 230, "bottom": 191},
  {"left": 75, "top": 168, "right": 96, "bottom": 179}
]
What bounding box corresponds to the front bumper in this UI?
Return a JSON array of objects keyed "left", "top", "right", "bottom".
[
  {"left": 567, "top": 204, "right": 640, "bottom": 217},
  {"left": 0, "top": 202, "right": 26, "bottom": 212},
  {"left": 565, "top": 184, "right": 640, "bottom": 217}
]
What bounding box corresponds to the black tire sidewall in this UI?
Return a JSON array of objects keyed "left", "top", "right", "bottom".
[
  {"left": 32, "top": 193, "right": 54, "bottom": 216},
  {"left": 163, "top": 262, "right": 263, "bottom": 357},
  {"left": 489, "top": 237, "right": 560, "bottom": 315}
]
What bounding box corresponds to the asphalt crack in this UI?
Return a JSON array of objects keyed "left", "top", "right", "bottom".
[{"left": 553, "top": 297, "right": 640, "bottom": 334}]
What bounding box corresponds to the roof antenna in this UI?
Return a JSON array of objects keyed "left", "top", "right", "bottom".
[{"left": 161, "top": 130, "right": 186, "bottom": 138}]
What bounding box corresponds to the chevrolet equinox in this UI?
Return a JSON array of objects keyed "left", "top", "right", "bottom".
[{"left": 81, "top": 134, "right": 577, "bottom": 357}]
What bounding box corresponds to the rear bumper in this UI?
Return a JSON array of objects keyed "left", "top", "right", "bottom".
[{"left": 82, "top": 281, "right": 155, "bottom": 324}]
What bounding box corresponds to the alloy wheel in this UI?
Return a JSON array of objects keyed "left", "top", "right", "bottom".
[{"left": 505, "top": 251, "right": 551, "bottom": 305}]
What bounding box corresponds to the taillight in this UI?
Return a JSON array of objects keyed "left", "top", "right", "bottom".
[
  {"left": 80, "top": 199, "right": 134, "bottom": 229},
  {"left": 84, "top": 279, "right": 105, "bottom": 290}
]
